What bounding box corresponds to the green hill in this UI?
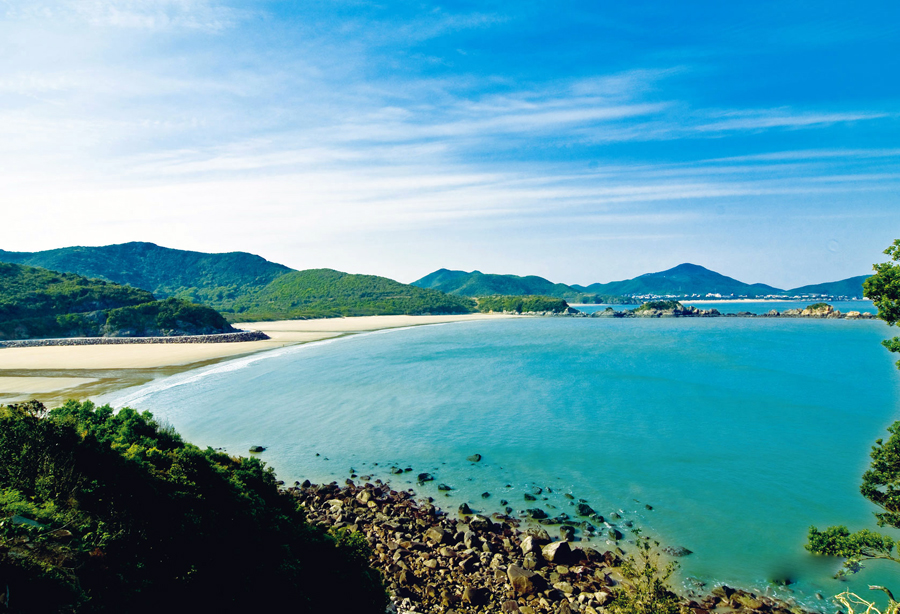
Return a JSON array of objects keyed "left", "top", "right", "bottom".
[
  {"left": 0, "top": 242, "right": 291, "bottom": 312},
  {"left": 0, "top": 262, "right": 233, "bottom": 340},
  {"left": 229, "top": 269, "right": 476, "bottom": 320},
  {"left": 412, "top": 269, "right": 628, "bottom": 303},
  {"left": 0, "top": 400, "right": 386, "bottom": 613},
  {"left": 786, "top": 275, "right": 870, "bottom": 298},
  {"left": 0, "top": 244, "right": 476, "bottom": 321}
]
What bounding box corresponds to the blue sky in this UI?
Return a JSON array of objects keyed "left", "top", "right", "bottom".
[{"left": 1, "top": 1, "right": 898, "bottom": 287}]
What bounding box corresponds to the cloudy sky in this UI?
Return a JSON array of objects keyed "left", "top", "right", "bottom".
[{"left": 1, "top": 1, "right": 898, "bottom": 287}]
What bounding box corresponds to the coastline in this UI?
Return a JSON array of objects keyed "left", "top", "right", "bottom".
[{"left": 0, "top": 313, "right": 515, "bottom": 406}]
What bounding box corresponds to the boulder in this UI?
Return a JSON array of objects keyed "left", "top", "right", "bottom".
[
  {"left": 526, "top": 508, "right": 547, "bottom": 519},
  {"left": 469, "top": 514, "right": 493, "bottom": 531},
  {"left": 524, "top": 493, "right": 537, "bottom": 501},
  {"left": 542, "top": 540, "right": 572, "bottom": 563},
  {"left": 458, "top": 502, "right": 473, "bottom": 515},
  {"left": 248, "top": 445, "right": 265, "bottom": 453},
  {"left": 467, "top": 453, "right": 482, "bottom": 462},
  {"left": 520, "top": 535, "right": 539, "bottom": 555},
  {"left": 462, "top": 586, "right": 488, "bottom": 605},
  {"left": 663, "top": 545, "right": 693, "bottom": 557},
  {"left": 507, "top": 564, "right": 542, "bottom": 595},
  {"left": 417, "top": 472, "right": 434, "bottom": 483},
  {"left": 424, "top": 527, "right": 447, "bottom": 544},
  {"left": 576, "top": 503, "right": 594, "bottom": 516},
  {"left": 438, "top": 483, "right": 453, "bottom": 491},
  {"left": 524, "top": 527, "right": 551, "bottom": 543}
]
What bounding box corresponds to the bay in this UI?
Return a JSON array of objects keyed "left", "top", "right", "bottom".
[{"left": 99, "top": 316, "right": 900, "bottom": 607}]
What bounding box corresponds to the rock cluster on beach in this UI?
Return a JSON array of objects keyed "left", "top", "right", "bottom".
[
  {"left": 287, "top": 480, "right": 809, "bottom": 614},
  {"left": 586, "top": 304, "right": 874, "bottom": 319},
  {"left": 0, "top": 330, "right": 270, "bottom": 348}
]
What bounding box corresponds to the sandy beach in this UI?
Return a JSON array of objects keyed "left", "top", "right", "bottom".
[{"left": 0, "top": 314, "right": 512, "bottom": 405}]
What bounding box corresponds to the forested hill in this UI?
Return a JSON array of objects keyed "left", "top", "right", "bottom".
[
  {"left": 0, "top": 242, "right": 291, "bottom": 308},
  {"left": 0, "top": 243, "right": 475, "bottom": 320},
  {"left": 228, "top": 269, "right": 475, "bottom": 321},
  {"left": 411, "top": 269, "right": 628, "bottom": 303},
  {"left": 0, "top": 262, "right": 233, "bottom": 340}
]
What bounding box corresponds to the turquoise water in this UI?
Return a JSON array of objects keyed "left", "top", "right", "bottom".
[
  {"left": 99, "top": 317, "right": 900, "bottom": 608},
  {"left": 575, "top": 300, "right": 877, "bottom": 315}
]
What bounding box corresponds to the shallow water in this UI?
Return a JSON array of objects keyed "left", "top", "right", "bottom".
[{"left": 99, "top": 317, "right": 900, "bottom": 608}]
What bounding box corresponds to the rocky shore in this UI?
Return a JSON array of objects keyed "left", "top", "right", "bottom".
[
  {"left": 0, "top": 329, "right": 270, "bottom": 348},
  {"left": 585, "top": 304, "right": 874, "bottom": 319},
  {"left": 287, "top": 480, "right": 811, "bottom": 614}
]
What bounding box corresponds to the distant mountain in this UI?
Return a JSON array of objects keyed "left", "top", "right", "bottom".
[
  {"left": 786, "top": 275, "right": 870, "bottom": 298},
  {"left": 0, "top": 262, "right": 233, "bottom": 340},
  {"left": 412, "top": 269, "right": 574, "bottom": 298},
  {"left": 0, "top": 242, "right": 291, "bottom": 310},
  {"left": 0, "top": 243, "right": 473, "bottom": 320},
  {"left": 228, "top": 269, "right": 474, "bottom": 320},
  {"left": 575, "top": 263, "right": 784, "bottom": 298}
]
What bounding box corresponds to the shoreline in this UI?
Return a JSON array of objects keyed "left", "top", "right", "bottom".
[
  {"left": 290, "top": 479, "right": 807, "bottom": 614},
  {"left": 0, "top": 314, "right": 514, "bottom": 405}
]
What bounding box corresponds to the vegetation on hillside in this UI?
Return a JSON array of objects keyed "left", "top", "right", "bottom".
[
  {"left": 226, "top": 269, "right": 476, "bottom": 321},
  {"left": 476, "top": 295, "right": 570, "bottom": 313},
  {"left": 0, "top": 262, "right": 233, "bottom": 340},
  {"left": 634, "top": 300, "right": 684, "bottom": 312},
  {"left": 0, "top": 242, "right": 290, "bottom": 313},
  {"left": 412, "top": 268, "right": 629, "bottom": 303},
  {"left": 807, "top": 240, "right": 900, "bottom": 607},
  {"left": 0, "top": 400, "right": 387, "bottom": 613}
]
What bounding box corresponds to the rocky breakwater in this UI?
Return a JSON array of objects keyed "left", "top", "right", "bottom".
[
  {"left": 590, "top": 305, "right": 720, "bottom": 318},
  {"left": 288, "top": 480, "right": 806, "bottom": 614},
  {"left": 0, "top": 330, "right": 270, "bottom": 348}
]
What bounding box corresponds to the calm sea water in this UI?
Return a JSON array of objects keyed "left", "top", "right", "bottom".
[{"left": 99, "top": 317, "right": 900, "bottom": 608}]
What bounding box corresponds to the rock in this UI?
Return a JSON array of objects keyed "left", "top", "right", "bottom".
[
  {"left": 542, "top": 540, "right": 572, "bottom": 563},
  {"left": 425, "top": 527, "right": 447, "bottom": 544},
  {"left": 390, "top": 467, "right": 403, "bottom": 474},
  {"left": 524, "top": 493, "right": 537, "bottom": 501},
  {"left": 300, "top": 479, "right": 311, "bottom": 488},
  {"left": 438, "top": 483, "right": 453, "bottom": 491},
  {"left": 522, "top": 552, "right": 541, "bottom": 570},
  {"left": 712, "top": 586, "right": 735, "bottom": 599},
  {"left": 248, "top": 445, "right": 265, "bottom": 453},
  {"left": 576, "top": 503, "right": 594, "bottom": 516},
  {"left": 553, "top": 581, "right": 575, "bottom": 594},
  {"left": 467, "top": 453, "right": 483, "bottom": 462},
  {"left": 470, "top": 514, "right": 493, "bottom": 531},
  {"left": 645, "top": 504, "right": 654, "bottom": 510},
  {"left": 733, "top": 593, "right": 764, "bottom": 610},
  {"left": 463, "top": 530, "right": 480, "bottom": 549},
  {"left": 481, "top": 491, "right": 491, "bottom": 498},
  {"left": 560, "top": 525, "right": 575, "bottom": 541},
  {"left": 564, "top": 493, "right": 574, "bottom": 500},
  {"left": 417, "top": 472, "right": 434, "bottom": 483},
  {"left": 521, "top": 535, "right": 539, "bottom": 555},
  {"left": 663, "top": 546, "right": 693, "bottom": 557},
  {"left": 523, "top": 526, "right": 548, "bottom": 539},
  {"left": 608, "top": 528, "right": 623, "bottom": 541},
  {"left": 458, "top": 502, "right": 472, "bottom": 514},
  {"left": 462, "top": 586, "right": 488, "bottom": 605},
  {"left": 526, "top": 508, "right": 547, "bottom": 519},
  {"left": 507, "top": 564, "right": 542, "bottom": 595},
  {"left": 502, "top": 600, "right": 522, "bottom": 613}
]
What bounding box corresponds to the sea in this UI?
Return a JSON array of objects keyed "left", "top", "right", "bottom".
[{"left": 98, "top": 302, "right": 900, "bottom": 610}]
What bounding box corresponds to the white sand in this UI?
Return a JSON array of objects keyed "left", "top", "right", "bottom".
[
  {"left": 0, "top": 314, "right": 512, "bottom": 398},
  {"left": 0, "top": 376, "right": 98, "bottom": 394}
]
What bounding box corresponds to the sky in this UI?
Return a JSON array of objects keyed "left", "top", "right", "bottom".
[{"left": 1, "top": 1, "right": 898, "bottom": 288}]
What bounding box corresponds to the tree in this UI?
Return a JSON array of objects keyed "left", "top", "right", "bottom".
[
  {"left": 807, "top": 240, "right": 900, "bottom": 584},
  {"left": 610, "top": 530, "right": 684, "bottom": 614}
]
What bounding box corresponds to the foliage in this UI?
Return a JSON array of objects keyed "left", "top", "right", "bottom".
[
  {"left": 475, "top": 295, "right": 570, "bottom": 313},
  {"left": 806, "top": 240, "right": 900, "bottom": 578},
  {"left": 0, "top": 242, "right": 291, "bottom": 312},
  {"left": 0, "top": 263, "right": 233, "bottom": 340},
  {"left": 412, "top": 268, "right": 632, "bottom": 303},
  {"left": 610, "top": 531, "right": 684, "bottom": 614},
  {"left": 805, "top": 302, "right": 832, "bottom": 311},
  {"left": 0, "top": 400, "right": 387, "bottom": 613},
  {"left": 635, "top": 300, "right": 683, "bottom": 312},
  {"left": 227, "top": 268, "right": 476, "bottom": 320},
  {"left": 865, "top": 239, "right": 900, "bottom": 367}
]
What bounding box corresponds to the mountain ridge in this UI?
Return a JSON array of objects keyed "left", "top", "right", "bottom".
[{"left": 414, "top": 263, "right": 870, "bottom": 299}]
